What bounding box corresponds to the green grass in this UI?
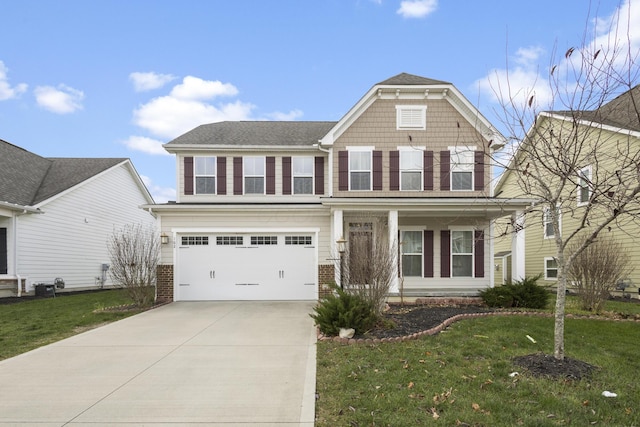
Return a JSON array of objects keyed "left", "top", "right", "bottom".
[
  {"left": 0, "top": 289, "right": 144, "bottom": 361},
  {"left": 316, "top": 301, "right": 640, "bottom": 426}
]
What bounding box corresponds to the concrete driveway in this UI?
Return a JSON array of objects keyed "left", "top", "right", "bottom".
[{"left": 0, "top": 301, "right": 317, "bottom": 426}]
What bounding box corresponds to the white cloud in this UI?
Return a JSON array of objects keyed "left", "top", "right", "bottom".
[
  {"left": 121, "top": 135, "right": 170, "bottom": 156},
  {"left": 397, "top": 0, "right": 438, "bottom": 19},
  {"left": 34, "top": 84, "right": 84, "bottom": 114},
  {"left": 0, "top": 61, "right": 28, "bottom": 101},
  {"left": 133, "top": 96, "right": 255, "bottom": 139},
  {"left": 170, "top": 76, "right": 238, "bottom": 100},
  {"left": 140, "top": 175, "right": 176, "bottom": 203},
  {"left": 266, "top": 109, "right": 304, "bottom": 121},
  {"left": 129, "top": 72, "right": 176, "bottom": 92}
]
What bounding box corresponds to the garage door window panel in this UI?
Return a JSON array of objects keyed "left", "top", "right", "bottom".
[
  {"left": 216, "top": 236, "right": 243, "bottom": 245},
  {"left": 195, "top": 157, "right": 216, "bottom": 194},
  {"left": 251, "top": 236, "right": 278, "bottom": 245},
  {"left": 181, "top": 236, "right": 209, "bottom": 246}
]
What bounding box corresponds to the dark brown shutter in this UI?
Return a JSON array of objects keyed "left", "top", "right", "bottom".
[
  {"left": 424, "top": 151, "right": 434, "bottom": 191},
  {"left": 474, "top": 151, "right": 484, "bottom": 191},
  {"left": 0, "top": 227, "right": 7, "bottom": 274},
  {"left": 282, "top": 157, "right": 292, "bottom": 195},
  {"left": 315, "top": 156, "right": 325, "bottom": 195},
  {"left": 184, "top": 156, "right": 194, "bottom": 195},
  {"left": 390, "top": 151, "right": 400, "bottom": 191},
  {"left": 216, "top": 157, "right": 226, "bottom": 195},
  {"left": 440, "top": 230, "right": 450, "bottom": 278},
  {"left": 423, "top": 230, "right": 434, "bottom": 278},
  {"left": 233, "top": 157, "right": 243, "bottom": 195},
  {"left": 338, "top": 151, "right": 348, "bottom": 191},
  {"left": 440, "top": 151, "right": 450, "bottom": 191},
  {"left": 474, "top": 230, "right": 485, "bottom": 278},
  {"left": 266, "top": 157, "right": 276, "bottom": 194},
  {"left": 373, "top": 150, "right": 383, "bottom": 190}
]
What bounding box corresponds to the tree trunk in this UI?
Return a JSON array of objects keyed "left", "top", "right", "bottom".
[{"left": 554, "top": 248, "right": 566, "bottom": 360}]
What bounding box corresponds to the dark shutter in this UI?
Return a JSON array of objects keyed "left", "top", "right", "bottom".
[
  {"left": 233, "top": 157, "right": 243, "bottom": 195},
  {"left": 338, "top": 151, "right": 349, "bottom": 191},
  {"left": 315, "top": 156, "right": 325, "bottom": 195},
  {"left": 282, "top": 157, "right": 292, "bottom": 195},
  {"left": 423, "top": 230, "right": 434, "bottom": 278},
  {"left": 474, "top": 230, "right": 485, "bottom": 278},
  {"left": 440, "top": 151, "right": 450, "bottom": 191},
  {"left": 424, "top": 151, "right": 434, "bottom": 191},
  {"left": 217, "top": 157, "right": 226, "bottom": 195},
  {"left": 266, "top": 156, "right": 276, "bottom": 194},
  {"left": 390, "top": 151, "right": 400, "bottom": 191},
  {"left": 373, "top": 151, "right": 383, "bottom": 190},
  {"left": 440, "top": 230, "right": 451, "bottom": 278},
  {"left": 184, "top": 156, "right": 194, "bottom": 195},
  {"left": 474, "top": 151, "right": 484, "bottom": 191},
  {"left": 0, "top": 228, "right": 7, "bottom": 274}
]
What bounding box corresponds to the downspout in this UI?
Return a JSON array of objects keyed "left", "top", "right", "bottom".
[{"left": 14, "top": 213, "right": 21, "bottom": 297}]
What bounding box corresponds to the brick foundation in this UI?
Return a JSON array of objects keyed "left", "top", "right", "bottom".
[
  {"left": 156, "top": 264, "right": 174, "bottom": 302},
  {"left": 318, "top": 264, "right": 335, "bottom": 299}
]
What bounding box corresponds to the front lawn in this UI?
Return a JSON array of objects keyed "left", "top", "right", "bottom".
[
  {"left": 316, "top": 301, "right": 640, "bottom": 426},
  {"left": 0, "top": 289, "right": 144, "bottom": 361}
]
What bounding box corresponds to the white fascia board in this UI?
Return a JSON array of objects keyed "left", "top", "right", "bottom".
[
  {"left": 0, "top": 201, "right": 42, "bottom": 214},
  {"left": 541, "top": 111, "right": 640, "bottom": 138}
]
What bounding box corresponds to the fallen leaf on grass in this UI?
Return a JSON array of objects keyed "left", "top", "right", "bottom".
[{"left": 408, "top": 381, "right": 414, "bottom": 389}]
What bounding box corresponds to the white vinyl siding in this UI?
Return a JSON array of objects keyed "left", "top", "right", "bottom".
[{"left": 396, "top": 105, "right": 427, "bottom": 130}]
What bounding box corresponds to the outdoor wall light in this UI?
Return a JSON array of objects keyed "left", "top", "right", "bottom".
[
  {"left": 161, "top": 233, "right": 169, "bottom": 245},
  {"left": 336, "top": 236, "right": 347, "bottom": 289}
]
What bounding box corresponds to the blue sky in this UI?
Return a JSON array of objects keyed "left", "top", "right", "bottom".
[{"left": 0, "top": 0, "right": 636, "bottom": 202}]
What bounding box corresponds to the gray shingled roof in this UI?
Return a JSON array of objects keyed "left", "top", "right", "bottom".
[
  {"left": 0, "top": 139, "right": 126, "bottom": 206},
  {"left": 165, "top": 121, "right": 337, "bottom": 147},
  {"left": 376, "top": 72, "right": 451, "bottom": 86},
  {"left": 550, "top": 85, "right": 640, "bottom": 132}
]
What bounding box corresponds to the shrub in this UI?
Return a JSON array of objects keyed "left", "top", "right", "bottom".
[
  {"left": 481, "top": 275, "right": 549, "bottom": 309},
  {"left": 310, "top": 286, "right": 378, "bottom": 336}
]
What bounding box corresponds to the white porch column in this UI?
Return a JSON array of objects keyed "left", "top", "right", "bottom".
[
  {"left": 511, "top": 210, "right": 526, "bottom": 281},
  {"left": 332, "top": 209, "right": 344, "bottom": 284},
  {"left": 388, "top": 210, "right": 398, "bottom": 293}
]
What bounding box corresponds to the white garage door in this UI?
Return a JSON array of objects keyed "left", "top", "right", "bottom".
[{"left": 176, "top": 233, "right": 316, "bottom": 301}]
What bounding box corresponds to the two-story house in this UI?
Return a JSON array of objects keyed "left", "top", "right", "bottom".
[
  {"left": 149, "top": 73, "right": 531, "bottom": 302},
  {"left": 494, "top": 85, "right": 640, "bottom": 289}
]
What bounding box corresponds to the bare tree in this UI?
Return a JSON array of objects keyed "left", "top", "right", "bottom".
[
  {"left": 491, "top": 6, "right": 640, "bottom": 359},
  {"left": 108, "top": 223, "right": 160, "bottom": 307},
  {"left": 567, "top": 234, "right": 633, "bottom": 312}
]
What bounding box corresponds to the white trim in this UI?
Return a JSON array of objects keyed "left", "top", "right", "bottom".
[{"left": 396, "top": 105, "right": 427, "bottom": 130}]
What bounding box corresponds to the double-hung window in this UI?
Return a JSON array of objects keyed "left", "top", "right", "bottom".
[
  {"left": 450, "top": 148, "right": 475, "bottom": 191},
  {"left": 451, "top": 230, "right": 473, "bottom": 277},
  {"left": 401, "top": 230, "right": 423, "bottom": 277},
  {"left": 578, "top": 166, "right": 592, "bottom": 205},
  {"left": 349, "top": 150, "right": 372, "bottom": 191},
  {"left": 543, "top": 206, "right": 560, "bottom": 239},
  {"left": 396, "top": 105, "right": 427, "bottom": 130},
  {"left": 194, "top": 156, "right": 216, "bottom": 194},
  {"left": 545, "top": 257, "right": 558, "bottom": 280},
  {"left": 293, "top": 156, "right": 314, "bottom": 194},
  {"left": 244, "top": 156, "right": 265, "bottom": 194},
  {"left": 400, "top": 149, "right": 423, "bottom": 191}
]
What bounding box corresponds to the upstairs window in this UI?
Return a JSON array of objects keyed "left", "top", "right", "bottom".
[
  {"left": 578, "top": 166, "right": 592, "bottom": 205},
  {"left": 349, "top": 150, "right": 372, "bottom": 190},
  {"left": 396, "top": 105, "right": 427, "bottom": 130},
  {"left": 543, "top": 206, "right": 561, "bottom": 239},
  {"left": 244, "top": 156, "right": 265, "bottom": 194},
  {"left": 400, "top": 149, "right": 423, "bottom": 191},
  {"left": 450, "top": 148, "right": 475, "bottom": 191},
  {"left": 293, "top": 156, "right": 314, "bottom": 194},
  {"left": 194, "top": 157, "right": 216, "bottom": 194}
]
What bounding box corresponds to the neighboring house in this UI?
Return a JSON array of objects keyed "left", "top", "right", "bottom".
[
  {"left": 148, "top": 73, "right": 531, "bottom": 302},
  {"left": 493, "top": 85, "right": 640, "bottom": 289},
  {"left": 0, "top": 139, "right": 156, "bottom": 297}
]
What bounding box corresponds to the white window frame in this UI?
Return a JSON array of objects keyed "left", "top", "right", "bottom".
[
  {"left": 292, "top": 156, "right": 314, "bottom": 195},
  {"left": 396, "top": 105, "right": 427, "bottom": 130},
  {"left": 194, "top": 156, "right": 216, "bottom": 195},
  {"left": 543, "top": 206, "right": 561, "bottom": 239},
  {"left": 450, "top": 227, "right": 474, "bottom": 278},
  {"left": 400, "top": 229, "right": 424, "bottom": 277},
  {"left": 449, "top": 146, "right": 475, "bottom": 191},
  {"left": 544, "top": 257, "right": 558, "bottom": 280},
  {"left": 577, "top": 165, "right": 592, "bottom": 206},
  {"left": 243, "top": 156, "right": 265, "bottom": 195},
  {"left": 399, "top": 147, "right": 424, "bottom": 191},
  {"left": 347, "top": 147, "right": 373, "bottom": 191}
]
